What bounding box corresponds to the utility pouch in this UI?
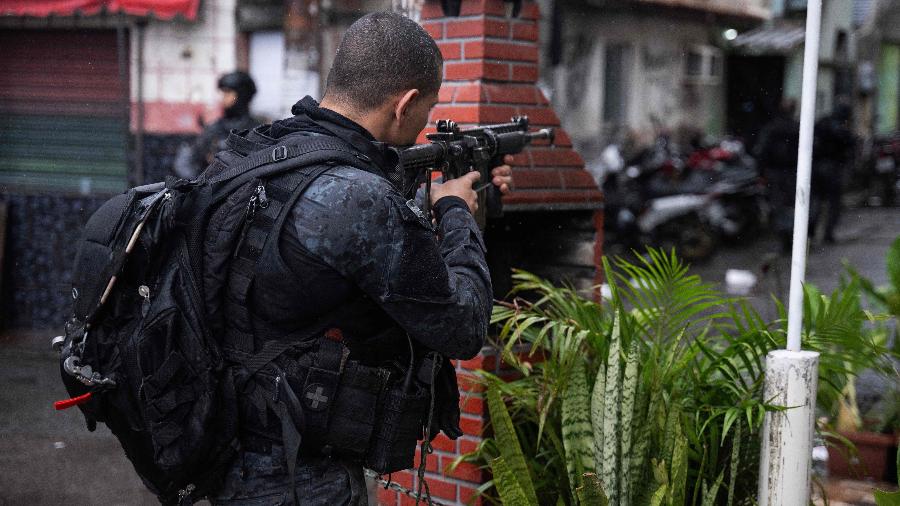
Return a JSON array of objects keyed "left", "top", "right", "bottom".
[
  {"left": 299, "top": 336, "right": 346, "bottom": 443},
  {"left": 364, "top": 348, "right": 440, "bottom": 474},
  {"left": 321, "top": 361, "right": 390, "bottom": 460},
  {"left": 365, "top": 381, "right": 430, "bottom": 474}
]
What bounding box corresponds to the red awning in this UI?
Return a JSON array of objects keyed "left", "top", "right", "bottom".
[{"left": 1, "top": 0, "right": 200, "bottom": 21}]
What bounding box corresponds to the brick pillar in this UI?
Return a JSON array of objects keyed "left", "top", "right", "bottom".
[
  {"left": 377, "top": 2, "right": 602, "bottom": 504},
  {"left": 416, "top": 0, "right": 599, "bottom": 211}
]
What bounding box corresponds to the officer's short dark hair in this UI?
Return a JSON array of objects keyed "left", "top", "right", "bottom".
[{"left": 324, "top": 12, "right": 443, "bottom": 111}]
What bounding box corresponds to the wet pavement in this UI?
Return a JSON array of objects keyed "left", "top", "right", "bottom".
[
  {"left": 0, "top": 330, "right": 158, "bottom": 505},
  {"left": 685, "top": 205, "right": 900, "bottom": 323}
]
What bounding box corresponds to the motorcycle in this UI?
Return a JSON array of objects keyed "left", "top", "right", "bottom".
[{"left": 599, "top": 144, "right": 718, "bottom": 262}]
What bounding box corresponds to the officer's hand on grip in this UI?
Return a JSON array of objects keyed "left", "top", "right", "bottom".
[
  {"left": 492, "top": 154, "right": 515, "bottom": 194},
  {"left": 430, "top": 171, "right": 481, "bottom": 214}
]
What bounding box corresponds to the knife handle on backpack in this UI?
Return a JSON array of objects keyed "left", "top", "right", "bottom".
[{"left": 54, "top": 392, "right": 92, "bottom": 410}]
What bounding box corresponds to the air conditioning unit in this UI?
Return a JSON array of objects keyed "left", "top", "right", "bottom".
[{"left": 684, "top": 45, "right": 723, "bottom": 85}]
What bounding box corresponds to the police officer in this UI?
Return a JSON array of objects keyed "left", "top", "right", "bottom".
[
  {"left": 811, "top": 103, "right": 855, "bottom": 243},
  {"left": 174, "top": 71, "right": 261, "bottom": 179},
  {"left": 210, "top": 12, "right": 512, "bottom": 505},
  {"left": 755, "top": 99, "right": 800, "bottom": 253}
]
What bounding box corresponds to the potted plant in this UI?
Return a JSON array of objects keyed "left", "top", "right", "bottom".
[
  {"left": 829, "top": 236, "right": 900, "bottom": 482},
  {"left": 826, "top": 377, "right": 898, "bottom": 482}
]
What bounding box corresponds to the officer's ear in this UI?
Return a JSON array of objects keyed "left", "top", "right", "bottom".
[{"left": 394, "top": 89, "right": 420, "bottom": 123}]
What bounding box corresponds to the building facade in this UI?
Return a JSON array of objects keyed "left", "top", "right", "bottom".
[
  {"left": 729, "top": 0, "right": 857, "bottom": 146},
  {"left": 540, "top": 0, "right": 770, "bottom": 164},
  {"left": 856, "top": 0, "right": 900, "bottom": 139}
]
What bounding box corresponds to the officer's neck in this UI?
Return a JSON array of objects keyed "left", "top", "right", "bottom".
[{"left": 319, "top": 98, "right": 392, "bottom": 143}]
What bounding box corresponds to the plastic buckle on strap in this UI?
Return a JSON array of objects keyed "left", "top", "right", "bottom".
[{"left": 272, "top": 146, "right": 288, "bottom": 162}]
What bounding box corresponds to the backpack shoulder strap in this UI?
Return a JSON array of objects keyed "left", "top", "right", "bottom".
[
  {"left": 222, "top": 163, "right": 334, "bottom": 359},
  {"left": 210, "top": 136, "right": 374, "bottom": 195}
]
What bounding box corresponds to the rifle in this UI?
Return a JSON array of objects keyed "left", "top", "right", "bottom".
[{"left": 395, "top": 116, "right": 554, "bottom": 227}]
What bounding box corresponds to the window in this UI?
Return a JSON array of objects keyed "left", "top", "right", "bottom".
[{"left": 684, "top": 45, "right": 723, "bottom": 85}]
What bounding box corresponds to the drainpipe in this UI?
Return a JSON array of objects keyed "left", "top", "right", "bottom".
[{"left": 757, "top": 1, "right": 822, "bottom": 504}]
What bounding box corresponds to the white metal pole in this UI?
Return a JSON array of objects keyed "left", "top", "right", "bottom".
[
  {"left": 786, "top": 0, "right": 823, "bottom": 353},
  {"left": 758, "top": 351, "right": 820, "bottom": 506},
  {"left": 758, "top": 2, "right": 824, "bottom": 504}
]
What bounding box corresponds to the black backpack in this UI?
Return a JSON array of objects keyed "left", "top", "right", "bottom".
[{"left": 54, "top": 135, "right": 372, "bottom": 504}]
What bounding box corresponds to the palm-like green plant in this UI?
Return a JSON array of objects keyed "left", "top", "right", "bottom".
[{"left": 463, "top": 248, "right": 891, "bottom": 505}]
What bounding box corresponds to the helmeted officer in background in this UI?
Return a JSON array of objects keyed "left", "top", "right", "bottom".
[
  {"left": 208, "top": 12, "right": 513, "bottom": 505},
  {"left": 174, "top": 71, "right": 261, "bottom": 179}
]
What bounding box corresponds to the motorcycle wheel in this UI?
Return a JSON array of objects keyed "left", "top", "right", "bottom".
[
  {"left": 721, "top": 199, "right": 763, "bottom": 244},
  {"left": 657, "top": 214, "right": 716, "bottom": 261}
]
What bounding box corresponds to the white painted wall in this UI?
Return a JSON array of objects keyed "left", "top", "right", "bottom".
[
  {"left": 249, "top": 30, "right": 289, "bottom": 122},
  {"left": 550, "top": 11, "right": 727, "bottom": 159},
  {"left": 131, "top": 0, "right": 239, "bottom": 132},
  {"left": 782, "top": 0, "right": 855, "bottom": 118}
]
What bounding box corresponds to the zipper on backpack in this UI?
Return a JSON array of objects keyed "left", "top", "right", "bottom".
[
  {"left": 257, "top": 184, "right": 269, "bottom": 209},
  {"left": 245, "top": 184, "right": 268, "bottom": 222},
  {"left": 139, "top": 285, "right": 151, "bottom": 317}
]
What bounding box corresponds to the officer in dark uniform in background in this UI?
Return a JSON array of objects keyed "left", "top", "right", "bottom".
[
  {"left": 755, "top": 99, "right": 800, "bottom": 253},
  {"left": 209, "top": 12, "right": 513, "bottom": 505},
  {"left": 174, "top": 71, "right": 261, "bottom": 179},
  {"left": 811, "top": 102, "right": 855, "bottom": 243}
]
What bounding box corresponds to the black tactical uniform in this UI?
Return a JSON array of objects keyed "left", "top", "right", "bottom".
[
  {"left": 755, "top": 111, "right": 800, "bottom": 252},
  {"left": 811, "top": 105, "right": 855, "bottom": 242},
  {"left": 175, "top": 72, "right": 261, "bottom": 179},
  {"left": 209, "top": 96, "right": 492, "bottom": 504}
]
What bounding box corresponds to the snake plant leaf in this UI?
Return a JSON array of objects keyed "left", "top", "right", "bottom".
[
  {"left": 661, "top": 404, "right": 677, "bottom": 471},
  {"left": 486, "top": 384, "right": 539, "bottom": 506},
  {"left": 619, "top": 340, "right": 640, "bottom": 506},
  {"left": 591, "top": 362, "right": 607, "bottom": 470},
  {"left": 649, "top": 484, "right": 669, "bottom": 506},
  {"left": 699, "top": 470, "right": 725, "bottom": 506},
  {"left": 668, "top": 415, "right": 688, "bottom": 506},
  {"left": 601, "top": 310, "right": 623, "bottom": 504},
  {"left": 490, "top": 457, "right": 530, "bottom": 506},
  {"left": 576, "top": 473, "right": 609, "bottom": 506},
  {"left": 629, "top": 382, "right": 653, "bottom": 497},
  {"left": 726, "top": 420, "right": 741, "bottom": 506},
  {"left": 562, "top": 359, "right": 596, "bottom": 499}
]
